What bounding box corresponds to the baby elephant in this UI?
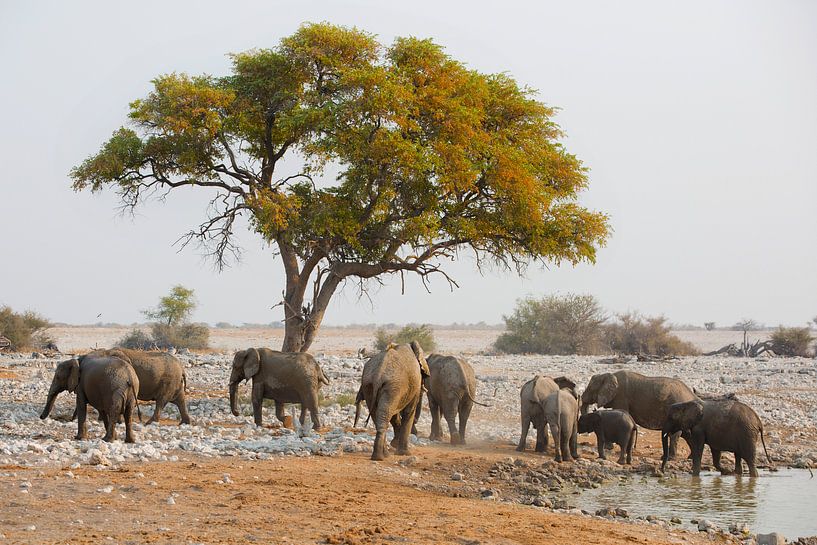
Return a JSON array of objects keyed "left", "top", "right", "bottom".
[
  {"left": 543, "top": 389, "right": 579, "bottom": 462},
  {"left": 578, "top": 410, "right": 637, "bottom": 465}
]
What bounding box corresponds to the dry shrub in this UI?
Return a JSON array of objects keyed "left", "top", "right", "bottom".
[
  {"left": 604, "top": 312, "right": 698, "bottom": 356},
  {"left": 374, "top": 324, "right": 437, "bottom": 353},
  {"left": 494, "top": 294, "right": 606, "bottom": 355},
  {"left": 150, "top": 322, "right": 210, "bottom": 350},
  {"left": 0, "top": 306, "right": 53, "bottom": 350},
  {"left": 770, "top": 327, "right": 813, "bottom": 357},
  {"left": 116, "top": 328, "right": 154, "bottom": 350}
]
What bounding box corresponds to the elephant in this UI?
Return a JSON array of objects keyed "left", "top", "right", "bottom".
[
  {"left": 353, "top": 342, "right": 430, "bottom": 461},
  {"left": 84, "top": 348, "right": 190, "bottom": 425},
  {"left": 542, "top": 388, "right": 579, "bottom": 462},
  {"left": 516, "top": 375, "right": 577, "bottom": 453},
  {"left": 229, "top": 348, "right": 330, "bottom": 429},
  {"left": 578, "top": 409, "right": 637, "bottom": 464},
  {"left": 424, "top": 354, "right": 488, "bottom": 445},
  {"left": 661, "top": 399, "right": 772, "bottom": 477},
  {"left": 41, "top": 355, "right": 140, "bottom": 442},
  {"left": 580, "top": 370, "right": 697, "bottom": 458}
]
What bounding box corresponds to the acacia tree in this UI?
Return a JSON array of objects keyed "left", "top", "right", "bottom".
[{"left": 71, "top": 23, "right": 609, "bottom": 352}]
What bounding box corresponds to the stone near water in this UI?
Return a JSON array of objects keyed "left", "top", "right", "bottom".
[{"left": 756, "top": 533, "right": 786, "bottom": 545}]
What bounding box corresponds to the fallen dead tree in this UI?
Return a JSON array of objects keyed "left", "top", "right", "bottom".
[
  {"left": 0, "top": 336, "right": 10, "bottom": 351},
  {"left": 704, "top": 340, "right": 776, "bottom": 357}
]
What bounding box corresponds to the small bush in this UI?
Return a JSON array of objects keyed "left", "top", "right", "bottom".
[
  {"left": 150, "top": 322, "right": 210, "bottom": 350},
  {"left": 320, "top": 392, "right": 358, "bottom": 407},
  {"left": 494, "top": 294, "right": 606, "bottom": 355},
  {"left": 374, "top": 324, "right": 436, "bottom": 352},
  {"left": 770, "top": 327, "right": 813, "bottom": 357},
  {"left": 116, "top": 328, "right": 154, "bottom": 350},
  {"left": 0, "top": 306, "right": 53, "bottom": 350},
  {"left": 604, "top": 312, "right": 698, "bottom": 356}
]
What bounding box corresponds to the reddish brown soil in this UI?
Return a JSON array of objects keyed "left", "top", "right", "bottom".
[{"left": 0, "top": 441, "right": 725, "bottom": 545}]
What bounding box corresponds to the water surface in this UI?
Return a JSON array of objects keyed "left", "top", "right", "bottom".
[{"left": 576, "top": 469, "right": 817, "bottom": 538}]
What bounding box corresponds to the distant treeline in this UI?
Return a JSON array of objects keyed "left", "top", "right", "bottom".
[{"left": 51, "top": 321, "right": 504, "bottom": 330}]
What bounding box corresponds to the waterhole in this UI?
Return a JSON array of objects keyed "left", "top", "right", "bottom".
[{"left": 576, "top": 469, "right": 817, "bottom": 538}]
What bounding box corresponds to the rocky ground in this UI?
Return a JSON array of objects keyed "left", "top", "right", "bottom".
[{"left": 1, "top": 345, "right": 815, "bottom": 543}]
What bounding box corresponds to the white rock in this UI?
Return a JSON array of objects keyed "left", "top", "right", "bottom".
[
  {"left": 166, "top": 496, "right": 175, "bottom": 505},
  {"left": 97, "top": 486, "right": 114, "bottom": 494}
]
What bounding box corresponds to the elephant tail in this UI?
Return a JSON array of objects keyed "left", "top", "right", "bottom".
[
  {"left": 365, "top": 385, "right": 385, "bottom": 428},
  {"left": 319, "top": 367, "right": 330, "bottom": 386},
  {"left": 759, "top": 425, "right": 774, "bottom": 470},
  {"left": 633, "top": 425, "right": 638, "bottom": 453},
  {"left": 353, "top": 388, "right": 365, "bottom": 428},
  {"left": 182, "top": 371, "right": 188, "bottom": 392},
  {"left": 129, "top": 380, "right": 142, "bottom": 423},
  {"left": 464, "top": 390, "right": 491, "bottom": 408}
]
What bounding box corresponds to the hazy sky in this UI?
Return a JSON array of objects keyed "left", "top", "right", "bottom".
[{"left": 1, "top": 0, "right": 815, "bottom": 327}]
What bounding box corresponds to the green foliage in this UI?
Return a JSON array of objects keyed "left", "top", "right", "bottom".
[
  {"left": 604, "top": 312, "right": 698, "bottom": 356},
  {"left": 150, "top": 323, "right": 210, "bottom": 350},
  {"left": 374, "top": 324, "right": 437, "bottom": 353},
  {"left": 770, "top": 327, "right": 813, "bottom": 357},
  {"left": 117, "top": 328, "right": 154, "bottom": 350},
  {"left": 143, "top": 285, "right": 197, "bottom": 326},
  {"left": 0, "top": 306, "right": 53, "bottom": 350},
  {"left": 494, "top": 294, "right": 606, "bottom": 355},
  {"left": 71, "top": 23, "right": 609, "bottom": 352}
]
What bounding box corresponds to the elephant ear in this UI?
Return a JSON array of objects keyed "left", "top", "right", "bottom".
[
  {"left": 672, "top": 400, "right": 705, "bottom": 431},
  {"left": 410, "top": 341, "right": 430, "bottom": 378},
  {"left": 66, "top": 359, "right": 80, "bottom": 393},
  {"left": 596, "top": 374, "right": 619, "bottom": 407},
  {"left": 243, "top": 348, "right": 261, "bottom": 380}
]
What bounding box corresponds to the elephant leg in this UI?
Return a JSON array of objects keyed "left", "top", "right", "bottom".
[
  {"left": 691, "top": 443, "right": 704, "bottom": 476},
  {"left": 745, "top": 455, "right": 758, "bottom": 477},
  {"left": 596, "top": 430, "right": 607, "bottom": 460},
  {"left": 560, "top": 423, "right": 573, "bottom": 462},
  {"left": 734, "top": 454, "right": 743, "bottom": 476},
  {"left": 442, "top": 402, "right": 460, "bottom": 445},
  {"left": 428, "top": 397, "right": 443, "bottom": 441},
  {"left": 616, "top": 441, "right": 627, "bottom": 465},
  {"left": 711, "top": 449, "right": 728, "bottom": 474},
  {"left": 251, "top": 384, "right": 264, "bottom": 426},
  {"left": 75, "top": 395, "right": 88, "bottom": 441},
  {"left": 390, "top": 414, "right": 401, "bottom": 448},
  {"left": 395, "top": 400, "right": 417, "bottom": 455},
  {"left": 124, "top": 399, "right": 135, "bottom": 443},
  {"left": 372, "top": 402, "right": 393, "bottom": 460},
  {"left": 458, "top": 399, "right": 472, "bottom": 445},
  {"left": 534, "top": 419, "right": 547, "bottom": 453},
  {"left": 274, "top": 401, "right": 286, "bottom": 424},
  {"left": 516, "top": 411, "right": 531, "bottom": 452},
  {"left": 299, "top": 404, "right": 307, "bottom": 426},
  {"left": 174, "top": 391, "right": 191, "bottom": 425},
  {"left": 147, "top": 398, "right": 167, "bottom": 425},
  {"left": 103, "top": 411, "right": 117, "bottom": 442},
  {"left": 305, "top": 392, "right": 321, "bottom": 430},
  {"left": 626, "top": 429, "right": 636, "bottom": 465},
  {"left": 550, "top": 422, "right": 562, "bottom": 462}
]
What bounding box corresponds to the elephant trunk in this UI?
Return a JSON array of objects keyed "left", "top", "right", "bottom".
[
  {"left": 579, "top": 399, "right": 592, "bottom": 416},
  {"left": 40, "top": 388, "right": 59, "bottom": 420},
  {"left": 229, "top": 379, "right": 240, "bottom": 417}
]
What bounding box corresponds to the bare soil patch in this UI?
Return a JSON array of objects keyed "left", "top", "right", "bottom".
[{"left": 0, "top": 444, "right": 714, "bottom": 545}]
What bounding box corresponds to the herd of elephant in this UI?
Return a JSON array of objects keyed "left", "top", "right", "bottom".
[{"left": 38, "top": 343, "right": 772, "bottom": 477}]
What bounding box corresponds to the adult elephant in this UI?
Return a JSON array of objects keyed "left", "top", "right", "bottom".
[
  {"left": 581, "top": 370, "right": 697, "bottom": 458},
  {"left": 353, "top": 342, "right": 430, "bottom": 461},
  {"left": 41, "top": 355, "right": 140, "bottom": 442},
  {"left": 85, "top": 348, "right": 190, "bottom": 424},
  {"left": 516, "top": 375, "right": 577, "bottom": 453},
  {"left": 424, "top": 354, "right": 488, "bottom": 445},
  {"left": 661, "top": 398, "right": 772, "bottom": 476},
  {"left": 229, "top": 348, "right": 330, "bottom": 429}
]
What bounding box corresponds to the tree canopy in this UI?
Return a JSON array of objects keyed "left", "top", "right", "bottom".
[
  {"left": 143, "top": 285, "right": 197, "bottom": 326},
  {"left": 71, "top": 23, "right": 610, "bottom": 351}
]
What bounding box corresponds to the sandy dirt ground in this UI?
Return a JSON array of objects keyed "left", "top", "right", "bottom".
[{"left": 0, "top": 440, "right": 716, "bottom": 545}]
